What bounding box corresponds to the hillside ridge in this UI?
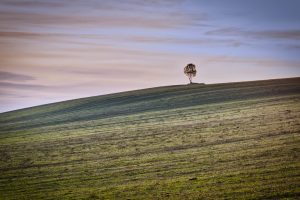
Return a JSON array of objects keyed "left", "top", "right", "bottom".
[{"left": 1, "top": 76, "right": 299, "bottom": 115}]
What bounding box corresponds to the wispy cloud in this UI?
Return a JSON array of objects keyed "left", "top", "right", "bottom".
[
  {"left": 202, "top": 55, "right": 300, "bottom": 68},
  {"left": 0, "top": 71, "right": 35, "bottom": 82},
  {"left": 206, "top": 27, "right": 300, "bottom": 41},
  {"left": 0, "top": 0, "right": 64, "bottom": 8},
  {"left": 0, "top": 31, "right": 65, "bottom": 38},
  {"left": 256, "top": 30, "right": 300, "bottom": 40},
  {"left": 0, "top": 82, "right": 52, "bottom": 90},
  {"left": 0, "top": 0, "right": 202, "bottom": 30}
]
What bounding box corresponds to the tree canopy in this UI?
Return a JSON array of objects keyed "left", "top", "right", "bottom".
[{"left": 184, "top": 63, "right": 197, "bottom": 84}]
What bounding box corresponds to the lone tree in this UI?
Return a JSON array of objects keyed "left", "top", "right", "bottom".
[{"left": 184, "top": 63, "right": 197, "bottom": 84}]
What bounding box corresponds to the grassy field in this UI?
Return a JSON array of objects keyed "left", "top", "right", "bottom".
[{"left": 0, "top": 77, "right": 300, "bottom": 199}]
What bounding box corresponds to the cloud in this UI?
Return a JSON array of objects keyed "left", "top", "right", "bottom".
[
  {"left": 0, "top": 71, "right": 35, "bottom": 81},
  {"left": 0, "top": 82, "right": 51, "bottom": 90},
  {"left": 202, "top": 55, "right": 300, "bottom": 68},
  {"left": 125, "top": 35, "right": 245, "bottom": 47},
  {"left": 0, "top": 0, "right": 201, "bottom": 30},
  {"left": 65, "top": 66, "right": 171, "bottom": 81},
  {"left": 285, "top": 44, "right": 300, "bottom": 50},
  {"left": 0, "top": 0, "right": 184, "bottom": 10},
  {"left": 0, "top": 31, "right": 65, "bottom": 38},
  {"left": 0, "top": 31, "right": 243, "bottom": 47},
  {"left": 0, "top": 90, "right": 29, "bottom": 98},
  {"left": 0, "top": 0, "right": 64, "bottom": 8},
  {"left": 206, "top": 27, "right": 300, "bottom": 41},
  {"left": 255, "top": 30, "right": 300, "bottom": 40}
]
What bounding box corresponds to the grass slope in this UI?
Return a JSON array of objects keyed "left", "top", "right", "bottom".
[{"left": 0, "top": 77, "right": 300, "bottom": 200}]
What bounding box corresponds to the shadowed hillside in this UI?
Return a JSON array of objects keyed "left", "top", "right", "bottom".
[{"left": 0, "top": 77, "right": 300, "bottom": 199}]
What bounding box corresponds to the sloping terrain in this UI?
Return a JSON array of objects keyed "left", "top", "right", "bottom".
[{"left": 0, "top": 77, "right": 300, "bottom": 199}]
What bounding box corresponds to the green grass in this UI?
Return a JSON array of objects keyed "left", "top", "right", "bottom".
[{"left": 0, "top": 77, "right": 300, "bottom": 199}]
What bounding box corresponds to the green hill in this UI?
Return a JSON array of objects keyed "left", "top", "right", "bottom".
[{"left": 0, "top": 77, "right": 300, "bottom": 199}]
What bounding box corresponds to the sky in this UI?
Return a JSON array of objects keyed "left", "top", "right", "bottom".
[{"left": 0, "top": 0, "right": 300, "bottom": 113}]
